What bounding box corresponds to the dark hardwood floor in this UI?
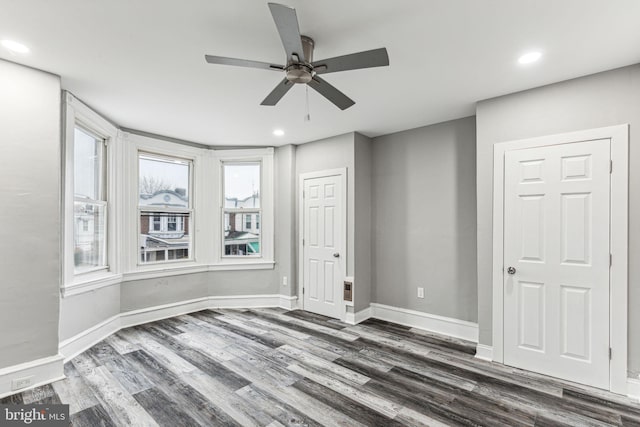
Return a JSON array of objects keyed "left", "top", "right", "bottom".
[{"left": 3, "top": 308, "right": 640, "bottom": 426}]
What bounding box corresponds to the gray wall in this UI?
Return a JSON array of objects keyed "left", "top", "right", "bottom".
[
  {"left": 120, "top": 271, "right": 278, "bottom": 312},
  {"left": 59, "top": 285, "right": 120, "bottom": 341},
  {"left": 372, "top": 117, "right": 477, "bottom": 322},
  {"left": 476, "top": 64, "right": 640, "bottom": 374},
  {"left": 354, "top": 133, "right": 373, "bottom": 312},
  {"left": 0, "top": 60, "right": 61, "bottom": 367},
  {"left": 275, "top": 145, "right": 297, "bottom": 297}
]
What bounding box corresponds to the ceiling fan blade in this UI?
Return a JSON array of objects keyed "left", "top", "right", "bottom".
[
  {"left": 261, "top": 78, "right": 295, "bottom": 106},
  {"left": 312, "top": 48, "right": 389, "bottom": 75},
  {"left": 205, "top": 55, "right": 284, "bottom": 71},
  {"left": 268, "top": 3, "right": 306, "bottom": 62},
  {"left": 308, "top": 76, "right": 355, "bottom": 110}
]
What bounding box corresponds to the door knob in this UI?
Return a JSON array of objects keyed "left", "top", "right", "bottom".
[
  {"left": 507, "top": 266, "right": 516, "bottom": 275},
  {"left": 333, "top": 253, "right": 340, "bottom": 258}
]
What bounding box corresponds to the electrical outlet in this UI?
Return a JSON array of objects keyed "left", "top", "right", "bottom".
[
  {"left": 417, "top": 287, "right": 424, "bottom": 299},
  {"left": 282, "top": 276, "right": 288, "bottom": 287},
  {"left": 11, "top": 376, "right": 33, "bottom": 391}
]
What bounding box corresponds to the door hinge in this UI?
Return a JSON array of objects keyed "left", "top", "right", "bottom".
[
  {"left": 610, "top": 160, "right": 613, "bottom": 174},
  {"left": 302, "top": 287, "right": 305, "bottom": 295},
  {"left": 609, "top": 347, "right": 612, "bottom": 360},
  {"left": 610, "top": 254, "right": 612, "bottom": 267},
  {"left": 302, "top": 239, "right": 305, "bottom": 246}
]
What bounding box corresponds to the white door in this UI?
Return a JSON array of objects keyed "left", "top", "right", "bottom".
[
  {"left": 302, "top": 173, "right": 345, "bottom": 319},
  {"left": 503, "top": 139, "right": 611, "bottom": 389}
]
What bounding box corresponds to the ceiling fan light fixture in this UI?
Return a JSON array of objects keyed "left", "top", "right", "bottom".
[{"left": 204, "top": 3, "right": 389, "bottom": 110}]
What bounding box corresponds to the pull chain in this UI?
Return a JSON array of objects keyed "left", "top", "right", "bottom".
[{"left": 304, "top": 84, "right": 311, "bottom": 122}]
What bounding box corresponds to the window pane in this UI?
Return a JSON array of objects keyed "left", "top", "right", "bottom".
[
  {"left": 224, "top": 212, "right": 260, "bottom": 256},
  {"left": 139, "top": 155, "right": 189, "bottom": 207},
  {"left": 224, "top": 163, "right": 260, "bottom": 208},
  {"left": 139, "top": 212, "right": 191, "bottom": 263},
  {"left": 74, "top": 202, "right": 106, "bottom": 270},
  {"left": 74, "top": 127, "right": 104, "bottom": 200}
]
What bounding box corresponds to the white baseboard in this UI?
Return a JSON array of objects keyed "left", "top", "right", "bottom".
[
  {"left": 355, "top": 307, "right": 372, "bottom": 323},
  {"left": 59, "top": 294, "right": 289, "bottom": 362},
  {"left": 0, "top": 354, "right": 65, "bottom": 399},
  {"left": 475, "top": 344, "right": 494, "bottom": 361},
  {"left": 59, "top": 315, "right": 121, "bottom": 362},
  {"left": 209, "top": 294, "right": 281, "bottom": 309},
  {"left": 628, "top": 377, "right": 640, "bottom": 402},
  {"left": 279, "top": 295, "right": 298, "bottom": 310},
  {"left": 345, "top": 306, "right": 373, "bottom": 325},
  {"left": 344, "top": 312, "right": 354, "bottom": 325},
  {"left": 121, "top": 297, "right": 212, "bottom": 329},
  {"left": 369, "top": 303, "right": 479, "bottom": 343}
]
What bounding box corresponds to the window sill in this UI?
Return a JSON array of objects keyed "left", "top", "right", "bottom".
[
  {"left": 62, "top": 273, "right": 123, "bottom": 297},
  {"left": 209, "top": 260, "right": 275, "bottom": 271},
  {"left": 122, "top": 260, "right": 275, "bottom": 282}
]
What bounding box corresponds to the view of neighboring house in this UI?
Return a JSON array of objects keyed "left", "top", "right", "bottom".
[
  {"left": 224, "top": 192, "right": 260, "bottom": 256},
  {"left": 137, "top": 189, "right": 261, "bottom": 260},
  {"left": 139, "top": 189, "right": 190, "bottom": 263}
]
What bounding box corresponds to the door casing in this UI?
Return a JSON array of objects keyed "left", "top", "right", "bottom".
[
  {"left": 491, "top": 124, "right": 628, "bottom": 394},
  {"left": 298, "top": 168, "right": 347, "bottom": 321}
]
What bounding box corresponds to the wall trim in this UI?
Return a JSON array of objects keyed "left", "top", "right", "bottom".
[
  {"left": 59, "top": 315, "right": 121, "bottom": 362},
  {"left": 59, "top": 294, "right": 292, "bottom": 362},
  {"left": 345, "top": 307, "right": 373, "bottom": 325},
  {"left": 0, "top": 354, "right": 65, "bottom": 399},
  {"left": 628, "top": 377, "right": 640, "bottom": 402},
  {"left": 279, "top": 295, "right": 299, "bottom": 310},
  {"left": 491, "top": 124, "right": 629, "bottom": 394},
  {"left": 61, "top": 273, "right": 122, "bottom": 297},
  {"left": 475, "top": 344, "right": 494, "bottom": 362},
  {"left": 370, "top": 303, "right": 478, "bottom": 343},
  {"left": 120, "top": 297, "right": 212, "bottom": 329}
]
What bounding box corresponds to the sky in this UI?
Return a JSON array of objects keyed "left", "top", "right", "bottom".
[{"left": 138, "top": 155, "right": 260, "bottom": 200}]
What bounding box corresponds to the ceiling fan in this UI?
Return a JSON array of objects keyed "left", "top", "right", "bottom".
[{"left": 204, "top": 3, "right": 389, "bottom": 110}]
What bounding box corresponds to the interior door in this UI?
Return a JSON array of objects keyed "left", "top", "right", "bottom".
[
  {"left": 503, "top": 139, "right": 611, "bottom": 389},
  {"left": 302, "top": 173, "right": 344, "bottom": 319}
]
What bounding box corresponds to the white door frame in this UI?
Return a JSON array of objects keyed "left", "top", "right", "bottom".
[
  {"left": 492, "top": 124, "right": 629, "bottom": 394},
  {"left": 298, "top": 168, "right": 348, "bottom": 321}
]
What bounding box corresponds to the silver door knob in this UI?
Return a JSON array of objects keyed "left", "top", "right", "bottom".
[
  {"left": 507, "top": 267, "right": 516, "bottom": 275},
  {"left": 333, "top": 253, "right": 340, "bottom": 258}
]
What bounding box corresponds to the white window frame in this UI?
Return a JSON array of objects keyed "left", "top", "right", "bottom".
[
  {"left": 213, "top": 148, "right": 274, "bottom": 266},
  {"left": 73, "top": 124, "right": 107, "bottom": 272},
  {"left": 123, "top": 133, "right": 205, "bottom": 276},
  {"left": 222, "top": 161, "right": 262, "bottom": 259},
  {"left": 136, "top": 151, "right": 195, "bottom": 267},
  {"left": 62, "top": 92, "right": 122, "bottom": 295}
]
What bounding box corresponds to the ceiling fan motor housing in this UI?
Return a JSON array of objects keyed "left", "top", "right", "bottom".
[{"left": 286, "top": 35, "right": 314, "bottom": 84}]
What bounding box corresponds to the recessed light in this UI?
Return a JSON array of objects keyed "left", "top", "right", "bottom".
[
  {"left": 273, "top": 129, "right": 285, "bottom": 136},
  {"left": 518, "top": 51, "right": 542, "bottom": 65},
  {"left": 1, "top": 39, "right": 29, "bottom": 54}
]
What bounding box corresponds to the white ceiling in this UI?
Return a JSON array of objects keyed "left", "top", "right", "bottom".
[{"left": 2, "top": 0, "right": 640, "bottom": 146}]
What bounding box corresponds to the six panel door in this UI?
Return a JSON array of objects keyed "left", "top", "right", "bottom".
[
  {"left": 503, "top": 139, "right": 611, "bottom": 389},
  {"left": 303, "top": 174, "right": 344, "bottom": 320}
]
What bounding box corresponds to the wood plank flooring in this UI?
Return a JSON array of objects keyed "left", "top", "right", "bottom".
[{"left": 3, "top": 308, "right": 640, "bottom": 426}]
